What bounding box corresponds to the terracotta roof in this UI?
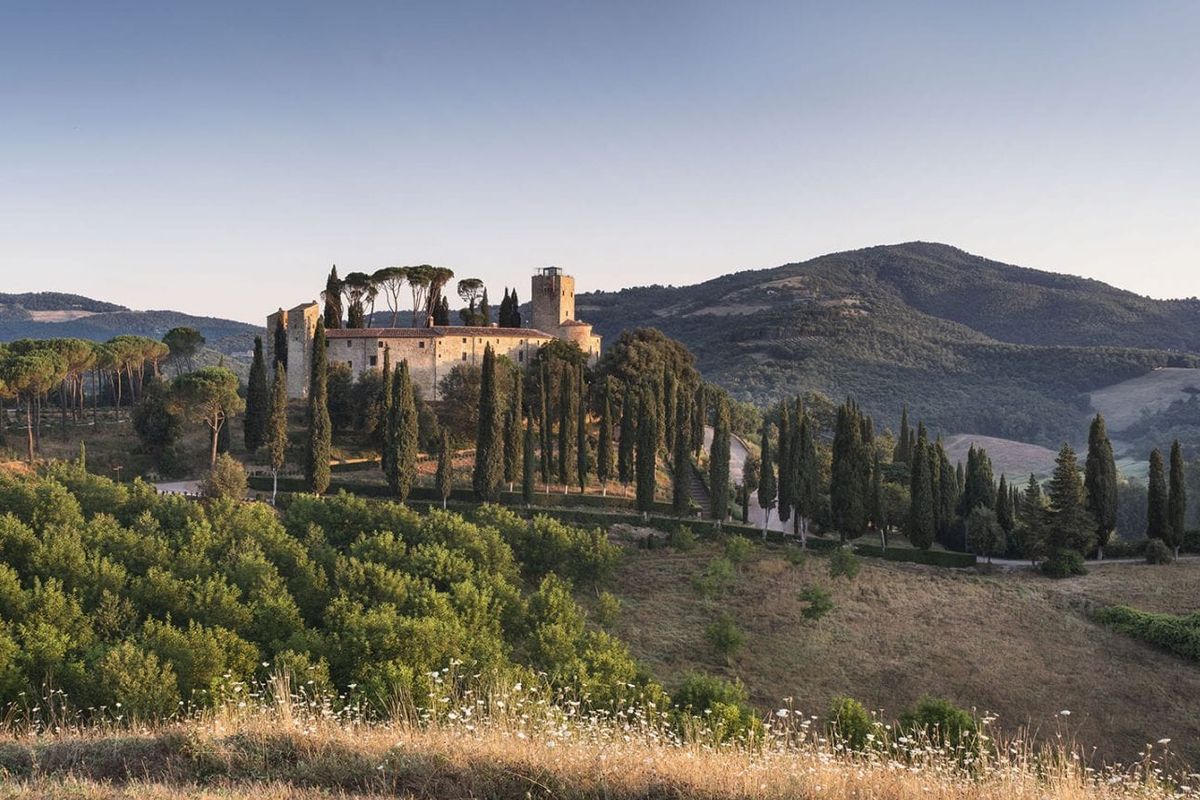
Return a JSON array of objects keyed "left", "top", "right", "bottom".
[
  {"left": 325, "top": 326, "right": 553, "bottom": 339},
  {"left": 558, "top": 319, "right": 592, "bottom": 328}
]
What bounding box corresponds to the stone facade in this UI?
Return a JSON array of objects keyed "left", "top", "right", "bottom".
[{"left": 268, "top": 268, "right": 601, "bottom": 400}]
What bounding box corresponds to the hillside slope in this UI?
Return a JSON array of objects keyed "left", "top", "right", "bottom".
[
  {"left": 604, "top": 542, "right": 1200, "bottom": 766},
  {"left": 0, "top": 293, "right": 261, "bottom": 356},
  {"left": 579, "top": 243, "right": 1199, "bottom": 444}
]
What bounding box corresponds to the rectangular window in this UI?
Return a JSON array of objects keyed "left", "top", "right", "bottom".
[
  {"left": 418, "top": 341, "right": 425, "bottom": 349},
  {"left": 378, "top": 341, "right": 383, "bottom": 348},
  {"left": 518, "top": 351, "right": 524, "bottom": 362},
  {"left": 346, "top": 341, "right": 352, "bottom": 348},
  {"left": 369, "top": 355, "right": 377, "bottom": 367},
  {"left": 461, "top": 352, "right": 467, "bottom": 361},
  {"left": 462, "top": 337, "right": 467, "bottom": 344},
  {"left": 348, "top": 360, "right": 353, "bottom": 369}
]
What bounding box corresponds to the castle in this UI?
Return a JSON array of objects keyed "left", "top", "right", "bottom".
[{"left": 267, "top": 267, "right": 601, "bottom": 401}]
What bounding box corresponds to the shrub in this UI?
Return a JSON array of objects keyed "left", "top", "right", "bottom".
[
  {"left": 828, "top": 546, "right": 861, "bottom": 579},
  {"left": 1145, "top": 538, "right": 1173, "bottom": 564},
  {"left": 692, "top": 557, "right": 735, "bottom": 599},
  {"left": 594, "top": 591, "right": 621, "bottom": 628},
  {"left": 96, "top": 641, "right": 181, "bottom": 720},
  {"left": 799, "top": 585, "right": 834, "bottom": 620},
  {"left": 200, "top": 454, "right": 248, "bottom": 501},
  {"left": 705, "top": 613, "right": 744, "bottom": 659},
  {"left": 1040, "top": 548, "right": 1086, "bottom": 578},
  {"left": 1094, "top": 605, "right": 1200, "bottom": 662},
  {"left": 898, "top": 697, "right": 979, "bottom": 754},
  {"left": 723, "top": 535, "right": 753, "bottom": 565},
  {"left": 672, "top": 672, "right": 761, "bottom": 743},
  {"left": 784, "top": 545, "right": 807, "bottom": 566},
  {"left": 827, "top": 695, "right": 876, "bottom": 752},
  {"left": 669, "top": 526, "right": 698, "bottom": 552}
]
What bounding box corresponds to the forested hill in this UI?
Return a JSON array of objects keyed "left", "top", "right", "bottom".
[
  {"left": 0, "top": 292, "right": 261, "bottom": 356},
  {"left": 578, "top": 242, "right": 1200, "bottom": 446}
]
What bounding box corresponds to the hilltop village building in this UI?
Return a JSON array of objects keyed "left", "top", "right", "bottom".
[{"left": 267, "top": 267, "right": 601, "bottom": 401}]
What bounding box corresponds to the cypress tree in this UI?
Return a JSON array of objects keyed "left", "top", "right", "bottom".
[
  {"left": 907, "top": 428, "right": 935, "bottom": 549},
  {"left": 576, "top": 367, "right": 590, "bottom": 494},
  {"left": 1167, "top": 441, "right": 1186, "bottom": 557},
  {"left": 1147, "top": 448, "right": 1168, "bottom": 540},
  {"left": 663, "top": 371, "right": 677, "bottom": 459},
  {"left": 1016, "top": 474, "right": 1047, "bottom": 562},
  {"left": 436, "top": 431, "right": 452, "bottom": 508},
  {"left": 503, "top": 367, "right": 523, "bottom": 492},
  {"left": 870, "top": 452, "right": 883, "bottom": 540},
  {"left": 558, "top": 363, "right": 576, "bottom": 489},
  {"left": 1046, "top": 443, "right": 1095, "bottom": 555},
  {"left": 996, "top": 474, "right": 1014, "bottom": 535},
  {"left": 272, "top": 316, "right": 288, "bottom": 369},
  {"left": 480, "top": 288, "right": 490, "bottom": 326},
  {"left": 709, "top": 395, "right": 731, "bottom": 522},
  {"left": 305, "top": 318, "right": 332, "bottom": 493},
  {"left": 672, "top": 397, "right": 692, "bottom": 516},
  {"left": 267, "top": 362, "right": 288, "bottom": 505},
  {"left": 539, "top": 361, "right": 551, "bottom": 486},
  {"left": 387, "top": 360, "right": 418, "bottom": 502},
  {"left": 635, "top": 383, "right": 658, "bottom": 513},
  {"left": 379, "top": 348, "right": 393, "bottom": 476},
  {"left": 473, "top": 345, "right": 503, "bottom": 501},
  {"left": 795, "top": 411, "right": 818, "bottom": 544},
  {"left": 935, "top": 441, "right": 958, "bottom": 547},
  {"left": 500, "top": 288, "right": 512, "bottom": 327},
  {"left": 509, "top": 290, "right": 521, "bottom": 327},
  {"left": 757, "top": 422, "right": 776, "bottom": 533},
  {"left": 776, "top": 404, "right": 793, "bottom": 525},
  {"left": 894, "top": 406, "right": 911, "bottom": 464},
  {"left": 244, "top": 337, "right": 269, "bottom": 452},
  {"left": 435, "top": 296, "right": 451, "bottom": 326},
  {"left": 323, "top": 266, "right": 343, "bottom": 329},
  {"left": 618, "top": 382, "right": 636, "bottom": 495},
  {"left": 596, "top": 379, "right": 614, "bottom": 495},
  {"left": 522, "top": 416, "right": 536, "bottom": 505},
  {"left": 691, "top": 384, "right": 706, "bottom": 457},
  {"left": 1084, "top": 414, "right": 1118, "bottom": 557},
  {"left": 830, "top": 400, "right": 869, "bottom": 539}
]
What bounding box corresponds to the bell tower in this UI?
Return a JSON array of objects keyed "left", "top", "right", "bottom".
[{"left": 530, "top": 266, "right": 575, "bottom": 333}]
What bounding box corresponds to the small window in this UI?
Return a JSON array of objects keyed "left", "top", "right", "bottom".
[
  {"left": 518, "top": 351, "right": 524, "bottom": 362},
  {"left": 461, "top": 352, "right": 467, "bottom": 361},
  {"left": 369, "top": 355, "right": 377, "bottom": 367},
  {"left": 462, "top": 337, "right": 467, "bottom": 344},
  {"left": 346, "top": 341, "right": 352, "bottom": 348},
  {"left": 418, "top": 341, "right": 425, "bottom": 349},
  {"left": 378, "top": 341, "right": 383, "bottom": 348},
  {"left": 348, "top": 360, "right": 353, "bottom": 369}
]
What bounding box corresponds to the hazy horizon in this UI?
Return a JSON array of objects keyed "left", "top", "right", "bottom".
[{"left": 3, "top": 2, "right": 1198, "bottom": 323}]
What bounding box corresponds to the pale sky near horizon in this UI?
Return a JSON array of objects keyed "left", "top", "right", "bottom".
[{"left": 2, "top": 1, "right": 1198, "bottom": 324}]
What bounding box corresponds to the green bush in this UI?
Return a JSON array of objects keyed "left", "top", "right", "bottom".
[
  {"left": 692, "top": 557, "right": 735, "bottom": 599},
  {"left": 672, "top": 672, "right": 762, "bottom": 744},
  {"left": 199, "top": 454, "right": 247, "bottom": 501},
  {"left": 799, "top": 585, "right": 834, "bottom": 620},
  {"left": 784, "top": 545, "right": 807, "bottom": 566},
  {"left": 1145, "top": 538, "right": 1173, "bottom": 564},
  {"left": 594, "top": 591, "right": 621, "bottom": 628},
  {"left": 828, "top": 546, "right": 861, "bottom": 579},
  {"left": 705, "top": 613, "right": 744, "bottom": 659},
  {"left": 1040, "top": 548, "right": 1086, "bottom": 578},
  {"left": 1093, "top": 605, "right": 1200, "bottom": 662},
  {"left": 898, "top": 697, "right": 979, "bottom": 754},
  {"left": 723, "top": 535, "right": 753, "bottom": 565},
  {"left": 669, "top": 526, "right": 698, "bottom": 552},
  {"left": 827, "top": 695, "right": 876, "bottom": 752}
]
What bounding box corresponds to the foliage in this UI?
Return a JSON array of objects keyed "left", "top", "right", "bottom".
[
  {"left": 169, "top": 366, "right": 244, "bottom": 468},
  {"left": 1144, "top": 538, "right": 1174, "bottom": 565},
  {"left": 473, "top": 346, "right": 504, "bottom": 501},
  {"left": 898, "top": 697, "right": 978, "bottom": 754},
  {"left": 1040, "top": 548, "right": 1086, "bottom": 578},
  {"left": 305, "top": 320, "right": 332, "bottom": 493},
  {"left": 671, "top": 672, "right": 762, "bottom": 743},
  {"left": 827, "top": 696, "right": 875, "bottom": 751},
  {"left": 132, "top": 376, "right": 184, "bottom": 475},
  {"left": 243, "top": 336, "right": 269, "bottom": 452},
  {"left": 635, "top": 383, "right": 658, "bottom": 513},
  {"left": 799, "top": 585, "right": 834, "bottom": 620},
  {"left": 965, "top": 506, "right": 1005, "bottom": 562},
  {"left": 709, "top": 395, "right": 731, "bottom": 521},
  {"left": 692, "top": 557, "right": 735, "bottom": 599},
  {"left": 723, "top": 535, "right": 752, "bottom": 565},
  {"left": 828, "top": 547, "right": 860, "bottom": 580},
  {"left": 668, "top": 526, "right": 698, "bottom": 552},
  {"left": 705, "top": 613, "right": 744, "bottom": 659},
  {"left": 1094, "top": 605, "right": 1200, "bottom": 663},
  {"left": 199, "top": 454, "right": 247, "bottom": 500},
  {"left": 594, "top": 591, "right": 621, "bottom": 628}
]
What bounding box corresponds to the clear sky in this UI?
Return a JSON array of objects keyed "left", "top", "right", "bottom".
[{"left": 2, "top": 1, "right": 1198, "bottom": 323}]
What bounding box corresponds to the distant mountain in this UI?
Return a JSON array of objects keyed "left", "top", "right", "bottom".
[
  {"left": 579, "top": 242, "right": 1200, "bottom": 446},
  {"left": 0, "top": 293, "right": 262, "bottom": 357}
]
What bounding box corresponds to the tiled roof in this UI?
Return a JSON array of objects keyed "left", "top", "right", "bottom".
[{"left": 325, "top": 326, "right": 553, "bottom": 339}]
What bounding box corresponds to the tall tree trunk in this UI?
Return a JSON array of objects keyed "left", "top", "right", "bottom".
[
  {"left": 92, "top": 369, "right": 98, "bottom": 428},
  {"left": 271, "top": 469, "right": 278, "bottom": 506},
  {"left": 60, "top": 381, "right": 69, "bottom": 438},
  {"left": 210, "top": 423, "right": 220, "bottom": 468},
  {"left": 24, "top": 400, "right": 34, "bottom": 462}
]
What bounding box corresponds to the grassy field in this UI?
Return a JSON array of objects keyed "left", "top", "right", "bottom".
[
  {"left": 1089, "top": 367, "right": 1200, "bottom": 433},
  {"left": 601, "top": 540, "right": 1200, "bottom": 767},
  {"left": 0, "top": 695, "right": 1185, "bottom": 799}
]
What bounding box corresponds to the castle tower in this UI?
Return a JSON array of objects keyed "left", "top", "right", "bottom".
[{"left": 530, "top": 266, "right": 575, "bottom": 334}]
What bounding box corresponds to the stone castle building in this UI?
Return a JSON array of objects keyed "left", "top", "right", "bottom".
[{"left": 267, "top": 267, "right": 601, "bottom": 401}]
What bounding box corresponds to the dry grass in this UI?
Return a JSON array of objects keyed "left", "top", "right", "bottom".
[
  {"left": 0, "top": 689, "right": 1188, "bottom": 800},
  {"left": 605, "top": 542, "right": 1200, "bottom": 767}
]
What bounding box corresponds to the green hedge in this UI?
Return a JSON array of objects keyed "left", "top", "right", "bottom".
[
  {"left": 853, "top": 544, "right": 976, "bottom": 568},
  {"left": 1093, "top": 606, "right": 1200, "bottom": 663}
]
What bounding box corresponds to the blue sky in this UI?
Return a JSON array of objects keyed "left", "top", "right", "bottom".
[{"left": 2, "top": 1, "right": 1198, "bottom": 323}]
